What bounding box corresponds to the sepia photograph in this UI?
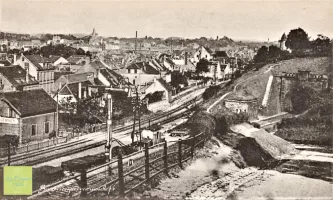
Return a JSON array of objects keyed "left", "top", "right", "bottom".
[{"left": 0, "top": 0, "right": 332, "bottom": 199}]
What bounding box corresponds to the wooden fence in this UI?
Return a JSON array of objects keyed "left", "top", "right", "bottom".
[
  {"left": 30, "top": 132, "right": 207, "bottom": 199},
  {"left": 86, "top": 132, "right": 205, "bottom": 197}
]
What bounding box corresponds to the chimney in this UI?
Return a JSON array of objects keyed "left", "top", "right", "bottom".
[
  {"left": 135, "top": 31, "right": 137, "bottom": 53},
  {"left": 13, "top": 54, "right": 17, "bottom": 65},
  {"left": 78, "top": 82, "right": 82, "bottom": 99},
  {"left": 185, "top": 52, "right": 188, "bottom": 65},
  {"left": 25, "top": 67, "right": 29, "bottom": 83}
]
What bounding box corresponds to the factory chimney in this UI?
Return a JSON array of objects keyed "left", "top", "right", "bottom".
[{"left": 135, "top": 31, "right": 137, "bottom": 53}]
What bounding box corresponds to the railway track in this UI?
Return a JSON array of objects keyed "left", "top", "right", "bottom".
[
  {"left": 30, "top": 132, "right": 194, "bottom": 199},
  {"left": 3, "top": 97, "right": 202, "bottom": 166}
]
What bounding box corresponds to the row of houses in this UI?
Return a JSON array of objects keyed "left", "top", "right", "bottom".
[{"left": 0, "top": 52, "right": 176, "bottom": 144}]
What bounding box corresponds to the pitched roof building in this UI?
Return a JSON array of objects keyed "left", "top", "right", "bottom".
[
  {"left": 0, "top": 65, "right": 39, "bottom": 92},
  {"left": 0, "top": 89, "right": 58, "bottom": 143}
]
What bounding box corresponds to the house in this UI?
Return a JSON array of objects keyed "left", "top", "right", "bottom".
[
  {"left": 144, "top": 77, "right": 173, "bottom": 103},
  {"left": 0, "top": 39, "right": 9, "bottom": 46},
  {"left": 77, "top": 60, "right": 128, "bottom": 88},
  {"left": 213, "top": 51, "right": 229, "bottom": 64},
  {"left": 0, "top": 65, "right": 39, "bottom": 92},
  {"left": 192, "top": 46, "right": 214, "bottom": 64},
  {"left": 120, "top": 61, "right": 162, "bottom": 86},
  {"left": 16, "top": 54, "right": 57, "bottom": 94},
  {"left": 53, "top": 72, "right": 97, "bottom": 103},
  {"left": 67, "top": 55, "right": 89, "bottom": 65},
  {"left": 224, "top": 91, "right": 258, "bottom": 120},
  {"left": 0, "top": 89, "right": 57, "bottom": 144},
  {"left": 202, "top": 61, "right": 223, "bottom": 80},
  {"left": 48, "top": 56, "right": 68, "bottom": 66},
  {"left": 220, "top": 63, "right": 235, "bottom": 79}
]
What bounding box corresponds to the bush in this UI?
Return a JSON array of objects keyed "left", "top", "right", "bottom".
[
  {"left": 178, "top": 109, "right": 216, "bottom": 139},
  {"left": 276, "top": 90, "right": 332, "bottom": 146},
  {"left": 48, "top": 130, "right": 56, "bottom": 139},
  {"left": 290, "top": 83, "right": 319, "bottom": 114},
  {"left": 202, "top": 85, "right": 220, "bottom": 100},
  {"left": 144, "top": 91, "right": 164, "bottom": 103}
]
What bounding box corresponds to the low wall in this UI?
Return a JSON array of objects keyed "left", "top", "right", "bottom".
[{"left": 147, "top": 100, "right": 170, "bottom": 113}]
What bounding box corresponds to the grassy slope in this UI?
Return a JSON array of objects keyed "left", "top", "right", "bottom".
[{"left": 273, "top": 57, "right": 328, "bottom": 74}]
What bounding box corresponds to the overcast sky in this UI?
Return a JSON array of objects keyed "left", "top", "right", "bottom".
[{"left": 0, "top": 0, "right": 332, "bottom": 41}]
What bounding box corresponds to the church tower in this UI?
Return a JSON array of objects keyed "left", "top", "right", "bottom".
[
  {"left": 89, "top": 28, "right": 98, "bottom": 45},
  {"left": 279, "top": 33, "right": 287, "bottom": 50}
]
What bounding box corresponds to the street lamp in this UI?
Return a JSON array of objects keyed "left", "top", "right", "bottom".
[
  {"left": 104, "top": 86, "right": 129, "bottom": 176},
  {"left": 105, "top": 93, "right": 112, "bottom": 176}
]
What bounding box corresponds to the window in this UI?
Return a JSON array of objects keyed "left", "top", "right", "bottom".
[
  {"left": 134, "top": 69, "right": 137, "bottom": 73},
  {"left": 31, "top": 124, "right": 37, "bottom": 136},
  {"left": 44, "top": 121, "right": 50, "bottom": 134},
  {"left": 10, "top": 110, "right": 15, "bottom": 118},
  {"left": 128, "top": 69, "right": 130, "bottom": 73},
  {"left": 24, "top": 62, "right": 29, "bottom": 68}
]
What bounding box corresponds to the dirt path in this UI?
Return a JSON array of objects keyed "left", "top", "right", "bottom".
[{"left": 207, "top": 64, "right": 277, "bottom": 114}]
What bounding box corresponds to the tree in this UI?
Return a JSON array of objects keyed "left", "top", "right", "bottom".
[
  {"left": 76, "top": 48, "right": 86, "bottom": 55},
  {"left": 253, "top": 46, "right": 268, "bottom": 63},
  {"left": 286, "top": 28, "right": 310, "bottom": 50},
  {"left": 0, "top": 135, "right": 19, "bottom": 166},
  {"left": 312, "top": 34, "right": 331, "bottom": 53},
  {"left": 268, "top": 45, "right": 282, "bottom": 59},
  {"left": 170, "top": 72, "right": 188, "bottom": 92},
  {"left": 196, "top": 58, "right": 210, "bottom": 74}
]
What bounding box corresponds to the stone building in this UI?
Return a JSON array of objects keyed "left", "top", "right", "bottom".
[{"left": 224, "top": 92, "right": 259, "bottom": 120}]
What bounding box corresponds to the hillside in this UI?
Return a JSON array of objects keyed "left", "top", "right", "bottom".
[
  {"left": 272, "top": 57, "right": 329, "bottom": 74},
  {"left": 234, "top": 57, "right": 329, "bottom": 114}
]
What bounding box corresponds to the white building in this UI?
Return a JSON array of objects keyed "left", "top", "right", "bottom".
[{"left": 192, "top": 46, "right": 214, "bottom": 65}]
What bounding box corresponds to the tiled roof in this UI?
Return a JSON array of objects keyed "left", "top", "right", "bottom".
[
  {"left": 0, "top": 60, "right": 11, "bottom": 66},
  {"left": 127, "top": 62, "right": 160, "bottom": 74},
  {"left": 24, "top": 55, "right": 57, "bottom": 70},
  {"left": 204, "top": 46, "right": 213, "bottom": 54},
  {"left": 157, "top": 78, "right": 173, "bottom": 92},
  {"left": 214, "top": 51, "right": 228, "bottom": 58},
  {"left": 2, "top": 89, "right": 57, "bottom": 117},
  {"left": 67, "top": 81, "right": 94, "bottom": 98},
  {"left": 62, "top": 72, "right": 94, "bottom": 84},
  {"left": 54, "top": 71, "right": 74, "bottom": 82},
  {"left": 0, "top": 65, "right": 39, "bottom": 86},
  {"left": 99, "top": 68, "right": 124, "bottom": 87},
  {"left": 88, "top": 60, "right": 107, "bottom": 70},
  {"left": 67, "top": 55, "right": 87, "bottom": 65}
]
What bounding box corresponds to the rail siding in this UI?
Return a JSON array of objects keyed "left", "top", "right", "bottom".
[{"left": 29, "top": 132, "right": 206, "bottom": 199}]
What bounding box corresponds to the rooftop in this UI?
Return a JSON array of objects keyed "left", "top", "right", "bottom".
[
  {"left": 0, "top": 65, "right": 38, "bottom": 86},
  {"left": 1, "top": 89, "right": 57, "bottom": 117}
]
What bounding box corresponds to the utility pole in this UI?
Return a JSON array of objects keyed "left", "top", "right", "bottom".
[{"left": 131, "top": 86, "right": 147, "bottom": 145}]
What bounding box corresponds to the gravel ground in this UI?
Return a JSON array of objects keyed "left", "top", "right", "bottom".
[{"left": 142, "top": 138, "right": 240, "bottom": 200}]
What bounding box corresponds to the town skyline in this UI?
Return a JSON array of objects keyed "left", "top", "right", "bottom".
[{"left": 1, "top": 0, "right": 332, "bottom": 41}]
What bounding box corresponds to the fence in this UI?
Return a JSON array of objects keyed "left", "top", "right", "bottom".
[
  {"left": 0, "top": 137, "right": 67, "bottom": 158},
  {"left": 30, "top": 132, "right": 207, "bottom": 199}
]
